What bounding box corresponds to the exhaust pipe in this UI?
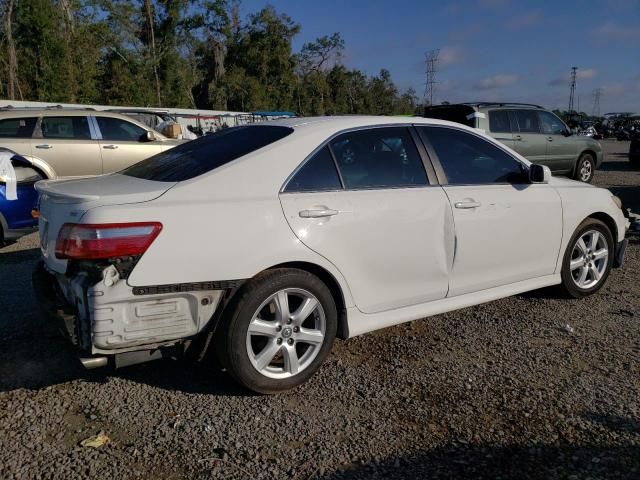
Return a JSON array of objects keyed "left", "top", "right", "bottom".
[{"left": 80, "top": 356, "right": 108, "bottom": 369}]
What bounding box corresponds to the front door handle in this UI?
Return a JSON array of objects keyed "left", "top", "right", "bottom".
[
  {"left": 103, "top": 145, "right": 119, "bottom": 149},
  {"left": 35, "top": 144, "right": 52, "bottom": 149},
  {"left": 454, "top": 201, "right": 481, "bottom": 209},
  {"left": 514, "top": 135, "right": 522, "bottom": 141},
  {"left": 299, "top": 209, "right": 339, "bottom": 218},
  {"left": 546, "top": 136, "right": 553, "bottom": 142}
]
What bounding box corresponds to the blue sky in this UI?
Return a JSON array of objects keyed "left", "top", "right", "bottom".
[{"left": 240, "top": 0, "right": 640, "bottom": 113}]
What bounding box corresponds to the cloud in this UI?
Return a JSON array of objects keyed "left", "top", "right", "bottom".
[
  {"left": 593, "top": 21, "right": 640, "bottom": 40},
  {"left": 548, "top": 68, "right": 597, "bottom": 86},
  {"left": 474, "top": 74, "right": 519, "bottom": 90},
  {"left": 438, "top": 46, "right": 466, "bottom": 67},
  {"left": 507, "top": 12, "right": 542, "bottom": 29}
]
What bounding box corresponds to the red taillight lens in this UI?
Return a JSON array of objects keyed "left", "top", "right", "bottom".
[{"left": 55, "top": 222, "right": 162, "bottom": 260}]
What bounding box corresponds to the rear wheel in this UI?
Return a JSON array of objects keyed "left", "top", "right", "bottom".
[
  {"left": 574, "top": 153, "right": 595, "bottom": 183},
  {"left": 559, "top": 219, "right": 613, "bottom": 298},
  {"left": 216, "top": 268, "right": 337, "bottom": 394}
]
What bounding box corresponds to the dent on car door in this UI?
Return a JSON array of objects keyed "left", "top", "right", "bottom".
[
  {"left": 94, "top": 116, "right": 163, "bottom": 173},
  {"left": 38, "top": 115, "right": 102, "bottom": 177},
  {"left": 279, "top": 126, "right": 453, "bottom": 314},
  {"left": 417, "top": 125, "right": 563, "bottom": 297}
]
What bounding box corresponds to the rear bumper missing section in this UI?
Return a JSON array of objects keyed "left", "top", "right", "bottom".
[{"left": 32, "top": 261, "right": 226, "bottom": 368}]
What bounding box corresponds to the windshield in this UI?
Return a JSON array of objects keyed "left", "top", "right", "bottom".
[{"left": 123, "top": 125, "right": 294, "bottom": 182}]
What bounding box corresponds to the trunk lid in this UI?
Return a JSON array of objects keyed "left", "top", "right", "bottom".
[{"left": 36, "top": 174, "right": 175, "bottom": 273}]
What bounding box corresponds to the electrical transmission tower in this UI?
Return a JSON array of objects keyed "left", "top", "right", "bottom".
[
  {"left": 424, "top": 49, "right": 439, "bottom": 106},
  {"left": 592, "top": 88, "right": 602, "bottom": 117},
  {"left": 568, "top": 66, "right": 577, "bottom": 114}
]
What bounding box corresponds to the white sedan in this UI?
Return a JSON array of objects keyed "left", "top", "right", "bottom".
[{"left": 33, "top": 116, "right": 630, "bottom": 393}]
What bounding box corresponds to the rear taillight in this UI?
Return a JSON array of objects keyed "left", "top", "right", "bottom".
[{"left": 55, "top": 222, "right": 162, "bottom": 260}]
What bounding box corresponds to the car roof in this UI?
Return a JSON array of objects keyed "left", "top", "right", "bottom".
[
  {"left": 0, "top": 109, "right": 158, "bottom": 121},
  {"left": 265, "top": 115, "right": 473, "bottom": 135}
]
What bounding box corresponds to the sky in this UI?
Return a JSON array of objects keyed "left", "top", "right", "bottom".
[{"left": 239, "top": 0, "right": 640, "bottom": 114}]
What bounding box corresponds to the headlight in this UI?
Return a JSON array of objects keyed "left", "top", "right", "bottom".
[{"left": 611, "top": 195, "right": 623, "bottom": 209}]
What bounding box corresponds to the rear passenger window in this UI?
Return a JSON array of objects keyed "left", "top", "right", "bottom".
[
  {"left": 515, "top": 110, "right": 541, "bottom": 133},
  {"left": 489, "top": 110, "right": 512, "bottom": 133},
  {"left": 0, "top": 117, "right": 37, "bottom": 138},
  {"left": 329, "top": 127, "right": 427, "bottom": 189},
  {"left": 419, "top": 126, "right": 528, "bottom": 185},
  {"left": 285, "top": 147, "right": 342, "bottom": 192},
  {"left": 42, "top": 116, "right": 91, "bottom": 139}
]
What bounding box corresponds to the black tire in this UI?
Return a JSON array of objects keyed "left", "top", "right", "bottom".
[
  {"left": 216, "top": 268, "right": 337, "bottom": 394},
  {"left": 559, "top": 218, "right": 613, "bottom": 298},
  {"left": 573, "top": 153, "right": 595, "bottom": 183}
]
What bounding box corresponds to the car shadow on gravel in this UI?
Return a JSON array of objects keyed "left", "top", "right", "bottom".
[
  {"left": 319, "top": 441, "right": 640, "bottom": 479},
  {"left": 600, "top": 160, "right": 638, "bottom": 172}
]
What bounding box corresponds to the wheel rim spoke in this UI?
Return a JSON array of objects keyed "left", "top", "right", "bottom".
[
  {"left": 254, "top": 340, "right": 281, "bottom": 371},
  {"left": 577, "top": 266, "right": 589, "bottom": 286},
  {"left": 291, "top": 297, "right": 318, "bottom": 325},
  {"left": 576, "top": 238, "right": 588, "bottom": 255},
  {"left": 589, "top": 231, "right": 600, "bottom": 250},
  {"left": 273, "top": 291, "right": 290, "bottom": 322},
  {"left": 282, "top": 345, "right": 300, "bottom": 374},
  {"left": 590, "top": 266, "right": 601, "bottom": 282},
  {"left": 570, "top": 256, "right": 584, "bottom": 271},
  {"left": 593, "top": 248, "right": 608, "bottom": 261},
  {"left": 296, "top": 327, "right": 324, "bottom": 345},
  {"left": 248, "top": 318, "right": 278, "bottom": 337}
]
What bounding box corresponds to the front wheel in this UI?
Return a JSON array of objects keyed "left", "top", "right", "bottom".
[
  {"left": 574, "top": 153, "right": 595, "bottom": 183},
  {"left": 559, "top": 219, "right": 613, "bottom": 298},
  {"left": 216, "top": 269, "right": 337, "bottom": 394}
]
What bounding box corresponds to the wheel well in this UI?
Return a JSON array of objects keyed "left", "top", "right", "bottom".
[
  {"left": 267, "top": 261, "right": 349, "bottom": 339},
  {"left": 588, "top": 212, "right": 618, "bottom": 243}
]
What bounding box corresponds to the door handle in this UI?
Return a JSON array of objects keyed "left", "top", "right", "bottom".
[
  {"left": 546, "top": 136, "right": 553, "bottom": 142},
  {"left": 299, "top": 209, "right": 339, "bottom": 218},
  {"left": 103, "top": 145, "right": 119, "bottom": 149},
  {"left": 454, "top": 201, "right": 481, "bottom": 209},
  {"left": 514, "top": 135, "right": 522, "bottom": 141},
  {"left": 35, "top": 144, "right": 52, "bottom": 149}
]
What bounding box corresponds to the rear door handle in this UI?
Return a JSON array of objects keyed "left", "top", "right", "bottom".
[
  {"left": 514, "top": 135, "right": 522, "bottom": 141},
  {"left": 546, "top": 136, "right": 553, "bottom": 142},
  {"left": 35, "top": 144, "right": 52, "bottom": 149},
  {"left": 103, "top": 145, "right": 119, "bottom": 149},
  {"left": 299, "top": 209, "right": 339, "bottom": 218},
  {"left": 454, "top": 201, "right": 481, "bottom": 209}
]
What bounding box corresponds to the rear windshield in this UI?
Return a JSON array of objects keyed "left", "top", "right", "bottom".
[
  {"left": 423, "top": 106, "right": 476, "bottom": 128},
  {"left": 123, "top": 125, "right": 294, "bottom": 182}
]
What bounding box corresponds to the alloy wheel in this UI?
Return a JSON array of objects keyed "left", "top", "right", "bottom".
[
  {"left": 579, "top": 158, "right": 593, "bottom": 182},
  {"left": 246, "top": 288, "right": 326, "bottom": 379},
  {"left": 570, "top": 229, "right": 608, "bottom": 289}
]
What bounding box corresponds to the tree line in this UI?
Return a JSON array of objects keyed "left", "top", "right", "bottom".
[{"left": 0, "top": 0, "right": 419, "bottom": 115}]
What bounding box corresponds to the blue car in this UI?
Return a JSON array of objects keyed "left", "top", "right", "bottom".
[{"left": 0, "top": 148, "right": 44, "bottom": 245}]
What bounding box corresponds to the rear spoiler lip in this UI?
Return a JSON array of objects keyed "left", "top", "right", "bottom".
[{"left": 35, "top": 179, "right": 100, "bottom": 202}]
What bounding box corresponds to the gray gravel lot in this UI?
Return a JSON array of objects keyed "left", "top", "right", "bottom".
[{"left": 1, "top": 140, "right": 639, "bottom": 479}]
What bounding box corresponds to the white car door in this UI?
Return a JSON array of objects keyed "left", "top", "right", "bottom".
[
  {"left": 280, "top": 126, "right": 454, "bottom": 314},
  {"left": 417, "top": 125, "right": 563, "bottom": 297}
]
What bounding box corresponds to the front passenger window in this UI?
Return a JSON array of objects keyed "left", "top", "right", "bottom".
[
  {"left": 96, "top": 117, "right": 146, "bottom": 141},
  {"left": 419, "top": 126, "right": 528, "bottom": 185}
]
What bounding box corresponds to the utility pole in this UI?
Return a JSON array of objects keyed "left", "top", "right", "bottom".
[
  {"left": 424, "top": 49, "right": 439, "bottom": 106},
  {"left": 568, "top": 66, "right": 577, "bottom": 115},
  {"left": 592, "top": 88, "right": 602, "bottom": 117}
]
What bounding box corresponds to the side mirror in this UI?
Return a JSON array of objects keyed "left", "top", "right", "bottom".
[
  {"left": 529, "top": 164, "right": 551, "bottom": 184},
  {"left": 140, "top": 131, "right": 156, "bottom": 142}
]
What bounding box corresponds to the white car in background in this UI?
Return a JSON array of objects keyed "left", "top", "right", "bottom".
[{"left": 33, "top": 116, "right": 629, "bottom": 393}]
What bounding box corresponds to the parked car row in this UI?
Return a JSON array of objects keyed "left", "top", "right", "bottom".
[
  {"left": 423, "top": 103, "right": 603, "bottom": 183},
  {"left": 32, "top": 116, "right": 631, "bottom": 394}
]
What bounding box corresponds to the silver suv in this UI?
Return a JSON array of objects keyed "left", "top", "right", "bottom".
[
  {"left": 424, "top": 102, "right": 603, "bottom": 182},
  {"left": 0, "top": 108, "right": 182, "bottom": 179}
]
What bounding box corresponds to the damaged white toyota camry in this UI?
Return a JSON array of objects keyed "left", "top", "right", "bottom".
[{"left": 33, "top": 116, "right": 630, "bottom": 393}]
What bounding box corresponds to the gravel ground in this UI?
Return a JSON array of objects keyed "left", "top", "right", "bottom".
[{"left": 1, "top": 140, "right": 639, "bottom": 479}]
